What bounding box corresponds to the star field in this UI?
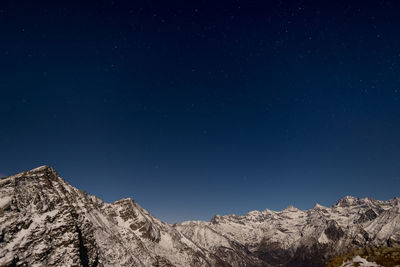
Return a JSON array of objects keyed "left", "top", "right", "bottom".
[{"left": 1, "top": 0, "right": 400, "bottom": 222}]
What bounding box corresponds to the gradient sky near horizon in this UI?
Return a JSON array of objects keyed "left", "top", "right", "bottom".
[{"left": 1, "top": 0, "right": 400, "bottom": 223}]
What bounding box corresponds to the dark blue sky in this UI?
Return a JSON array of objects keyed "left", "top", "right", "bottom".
[{"left": 1, "top": 0, "right": 400, "bottom": 223}]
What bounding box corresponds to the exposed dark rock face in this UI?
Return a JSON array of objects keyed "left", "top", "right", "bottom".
[
  {"left": 1, "top": 166, "right": 400, "bottom": 266},
  {"left": 324, "top": 221, "right": 344, "bottom": 241},
  {"left": 255, "top": 240, "right": 293, "bottom": 266},
  {"left": 357, "top": 209, "right": 378, "bottom": 223}
]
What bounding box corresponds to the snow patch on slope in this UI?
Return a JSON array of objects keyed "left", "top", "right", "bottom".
[{"left": 340, "top": 255, "right": 382, "bottom": 267}]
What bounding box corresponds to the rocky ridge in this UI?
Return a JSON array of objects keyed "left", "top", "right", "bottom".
[
  {"left": 178, "top": 196, "right": 400, "bottom": 266},
  {"left": 0, "top": 166, "right": 219, "bottom": 266},
  {"left": 1, "top": 166, "right": 400, "bottom": 266}
]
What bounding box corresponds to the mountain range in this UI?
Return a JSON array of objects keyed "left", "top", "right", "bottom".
[{"left": 1, "top": 166, "right": 399, "bottom": 266}]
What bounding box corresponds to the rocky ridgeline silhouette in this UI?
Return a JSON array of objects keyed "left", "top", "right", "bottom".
[{"left": 1, "top": 166, "right": 399, "bottom": 266}]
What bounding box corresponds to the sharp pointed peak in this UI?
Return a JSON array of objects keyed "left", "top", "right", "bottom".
[
  {"left": 25, "top": 165, "right": 59, "bottom": 180},
  {"left": 262, "top": 208, "right": 274, "bottom": 213},
  {"left": 313, "top": 203, "right": 325, "bottom": 209},
  {"left": 247, "top": 210, "right": 261, "bottom": 215},
  {"left": 335, "top": 195, "right": 360, "bottom": 207}
]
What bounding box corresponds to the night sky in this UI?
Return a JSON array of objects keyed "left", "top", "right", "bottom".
[{"left": 1, "top": 1, "right": 400, "bottom": 223}]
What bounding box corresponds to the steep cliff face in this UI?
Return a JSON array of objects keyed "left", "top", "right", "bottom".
[{"left": 1, "top": 166, "right": 399, "bottom": 267}]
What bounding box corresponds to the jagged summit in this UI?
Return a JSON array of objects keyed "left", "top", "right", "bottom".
[
  {"left": 312, "top": 203, "right": 327, "bottom": 210},
  {"left": 0, "top": 166, "right": 217, "bottom": 266},
  {"left": 1, "top": 166, "right": 400, "bottom": 266},
  {"left": 1, "top": 165, "right": 59, "bottom": 183},
  {"left": 6, "top": 165, "right": 57, "bottom": 176},
  {"left": 335, "top": 195, "right": 360, "bottom": 207}
]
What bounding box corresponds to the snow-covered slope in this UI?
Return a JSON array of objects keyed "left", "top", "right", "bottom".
[
  {"left": 177, "top": 196, "right": 400, "bottom": 266},
  {"left": 1, "top": 166, "right": 399, "bottom": 266},
  {"left": 0, "top": 166, "right": 220, "bottom": 266}
]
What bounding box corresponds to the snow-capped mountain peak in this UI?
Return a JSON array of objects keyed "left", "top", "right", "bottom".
[{"left": 1, "top": 166, "right": 399, "bottom": 266}]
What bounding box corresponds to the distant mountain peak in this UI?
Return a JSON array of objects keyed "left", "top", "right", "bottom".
[
  {"left": 313, "top": 203, "right": 327, "bottom": 210},
  {"left": 283, "top": 205, "right": 299, "bottom": 212},
  {"left": 335, "top": 195, "right": 360, "bottom": 207}
]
